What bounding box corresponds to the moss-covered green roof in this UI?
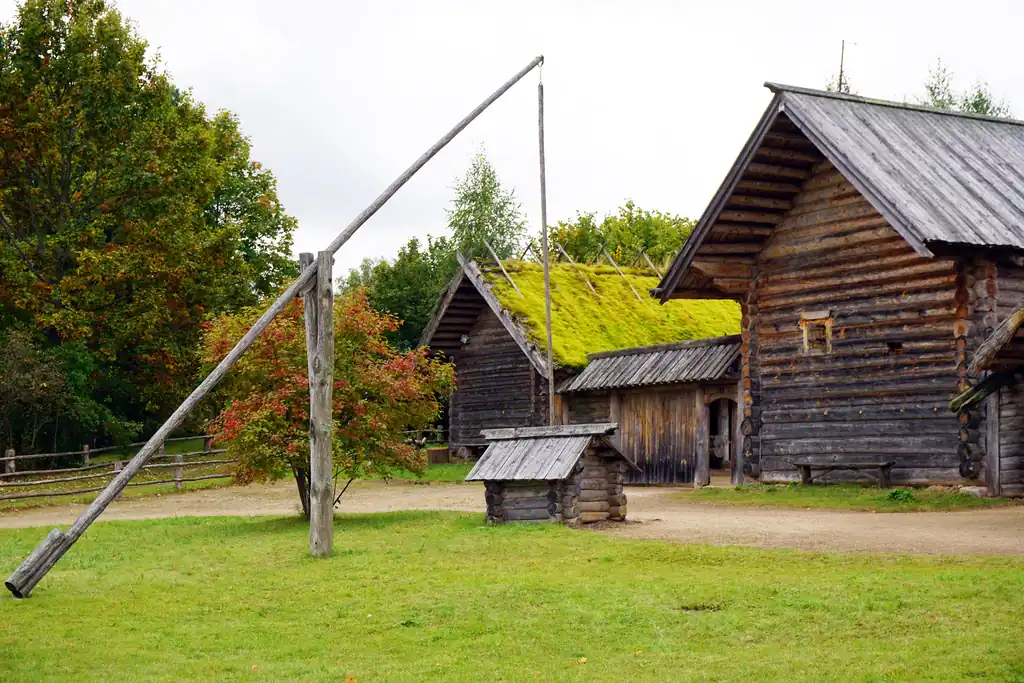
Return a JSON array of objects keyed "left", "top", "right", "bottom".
[{"left": 481, "top": 261, "right": 740, "bottom": 369}]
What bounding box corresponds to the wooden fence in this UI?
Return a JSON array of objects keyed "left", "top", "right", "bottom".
[{"left": 0, "top": 436, "right": 235, "bottom": 502}]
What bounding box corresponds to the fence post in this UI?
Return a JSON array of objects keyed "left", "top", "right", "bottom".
[
  {"left": 203, "top": 436, "right": 213, "bottom": 453},
  {"left": 82, "top": 445, "right": 89, "bottom": 467},
  {"left": 4, "top": 449, "right": 14, "bottom": 475},
  {"left": 174, "top": 453, "right": 184, "bottom": 491},
  {"left": 113, "top": 461, "right": 122, "bottom": 501}
]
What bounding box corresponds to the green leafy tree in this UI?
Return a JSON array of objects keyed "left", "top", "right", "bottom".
[
  {"left": 0, "top": 0, "right": 297, "bottom": 451},
  {"left": 447, "top": 148, "right": 527, "bottom": 258},
  {"left": 920, "top": 59, "right": 1010, "bottom": 117},
  {"left": 341, "top": 236, "right": 455, "bottom": 349},
  {"left": 203, "top": 292, "right": 455, "bottom": 517},
  {"left": 550, "top": 201, "right": 694, "bottom": 268},
  {"left": 342, "top": 150, "right": 526, "bottom": 347}
]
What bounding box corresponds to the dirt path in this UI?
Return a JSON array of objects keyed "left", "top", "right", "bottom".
[{"left": 2, "top": 482, "right": 1022, "bottom": 555}]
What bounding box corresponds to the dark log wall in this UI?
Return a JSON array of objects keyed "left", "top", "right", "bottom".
[
  {"left": 752, "top": 160, "right": 964, "bottom": 484},
  {"left": 564, "top": 393, "right": 611, "bottom": 424},
  {"left": 449, "top": 309, "right": 549, "bottom": 450},
  {"left": 616, "top": 387, "right": 698, "bottom": 484},
  {"left": 998, "top": 381, "right": 1024, "bottom": 496}
]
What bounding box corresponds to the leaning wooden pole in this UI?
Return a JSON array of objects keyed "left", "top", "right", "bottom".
[
  {"left": 308, "top": 251, "right": 335, "bottom": 557},
  {"left": 5, "top": 54, "right": 544, "bottom": 599},
  {"left": 538, "top": 70, "right": 556, "bottom": 426}
]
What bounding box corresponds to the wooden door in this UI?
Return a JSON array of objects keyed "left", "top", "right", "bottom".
[{"left": 618, "top": 389, "right": 696, "bottom": 484}]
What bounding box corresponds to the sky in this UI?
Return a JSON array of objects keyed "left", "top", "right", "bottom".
[{"left": 4, "top": 0, "right": 1024, "bottom": 274}]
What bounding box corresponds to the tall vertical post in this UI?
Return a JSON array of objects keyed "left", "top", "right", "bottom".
[
  {"left": 694, "top": 387, "right": 710, "bottom": 489},
  {"left": 538, "top": 66, "right": 555, "bottom": 426},
  {"left": 307, "top": 251, "right": 335, "bottom": 557}
]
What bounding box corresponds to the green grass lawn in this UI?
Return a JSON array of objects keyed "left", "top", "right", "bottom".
[
  {"left": 689, "top": 483, "right": 1023, "bottom": 512},
  {"left": 373, "top": 462, "right": 474, "bottom": 483},
  {"left": 1, "top": 513, "right": 1022, "bottom": 681}
]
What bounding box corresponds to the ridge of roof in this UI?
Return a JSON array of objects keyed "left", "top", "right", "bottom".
[{"left": 766, "top": 81, "right": 1024, "bottom": 127}]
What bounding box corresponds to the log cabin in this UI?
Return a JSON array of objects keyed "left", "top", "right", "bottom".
[
  {"left": 420, "top": 255, "right": 739, "bottom": 462},
  {"left": 558, "top": 335, "right": 742, "bottom": 485},
  {"left": 654, "top": 82, "right": 1024, "bottom": 495}
]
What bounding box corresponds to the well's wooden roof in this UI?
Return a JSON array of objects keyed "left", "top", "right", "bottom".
[{"left": 465, "top": 423, "right": 635, "bottom": 481}]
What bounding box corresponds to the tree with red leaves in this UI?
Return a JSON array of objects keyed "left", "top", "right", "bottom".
[{"left": 201, "top": 290, "right": 454, "bottom": 517}]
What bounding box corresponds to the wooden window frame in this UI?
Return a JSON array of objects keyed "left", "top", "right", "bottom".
[{"left": 800, "top": 310, "right": 833, "bottom": 356}]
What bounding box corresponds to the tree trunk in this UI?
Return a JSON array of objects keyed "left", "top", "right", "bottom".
[{"left": 294, "top": 467, "right": 311, "bottom": 519}]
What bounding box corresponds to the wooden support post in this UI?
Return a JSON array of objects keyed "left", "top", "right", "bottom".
[
  {"left": 81, "top": 445, "right": 89, "bottom": 467},
  {"left": 4, "top": 449, "right": 14, "bottom": 475},
  {"left": 307, "top": 251, "right": 335, "bottom": 557},
  {"left": 203, "top": 436, "right": 213, "bottom": 453},
  {"left": 609, "top": 394, "right": 622, "bottom": 451},
  {"left": 694, "top": 388, "right": 710, "bottom": 488},
  {"left": 731, "top": 381, "right": 744, "bottom": 486},
  {"left": 986, "top": 391, "right": 1001, "bottom": 496},
  {"left": 4, "top": 54, "right": 545, "bottom": 599},
  {"left": 174, "top": 453, "right": 184, "bottom": 491},
  {"left": 715, "top": 400, "right": 730, "bottom": 468}
]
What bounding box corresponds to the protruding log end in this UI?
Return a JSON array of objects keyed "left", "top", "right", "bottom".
[{"left": 5, "top": 528, "right": 64, "bottom": 599}]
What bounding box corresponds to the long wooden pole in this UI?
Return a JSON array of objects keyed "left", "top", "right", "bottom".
[
  {"left": 5, "top": 55, "right": 544, "bottom": 599},
  {"left": 538, "top": 73, "right": 555, "bottom": 426},
  {"left": 308, "top": 251, "right": 335, "bottom": 557}
]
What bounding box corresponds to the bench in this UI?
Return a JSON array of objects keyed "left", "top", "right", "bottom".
[{"left": 785, "top": 459, "right": 895, "bottom": 488}]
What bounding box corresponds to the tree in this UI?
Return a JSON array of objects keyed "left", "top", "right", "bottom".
[
  {"left": 447, "top": 148, "right": 527, "bottom": 258},
  {"left": 920, "top": 59, "right": 1010, "bottom": 117},
  {"left": 0, "top": 0, "right": 297, "bottom": 450},
  {"left": 202, "top": 292, "right": 455, "bottom": 517},
  {"left": 340, "top": 235, "right": 455, "bottom": 349},
  {"left": 550, "top": 201, "right": 695, "bottom": 267},
  {"left": 341, "top": 149, "right": 525, "bottom": 347}
]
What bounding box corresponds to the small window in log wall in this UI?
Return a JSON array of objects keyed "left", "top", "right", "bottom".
[{"left": 800, "top": 311, "right": 832, "bottom": 355}]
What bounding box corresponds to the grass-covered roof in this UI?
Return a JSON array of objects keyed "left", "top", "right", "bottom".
[{"left": 480, "top": 261, "right": 740, "bottom": 369}]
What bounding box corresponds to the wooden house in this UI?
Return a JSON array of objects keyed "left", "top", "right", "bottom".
[
  {"left": 464, "top": 423, "right": 638, "bottom": 523},
  {"left": 420, "top": 255, "right": 739, "bottom": 460},
  {"left": 654, "top": 83, "right": 1024, "bottom": 494},
  {"left": 558, "top": 335, "right": 742, "bottom": 485}
]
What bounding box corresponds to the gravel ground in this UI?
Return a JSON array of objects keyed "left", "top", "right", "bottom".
[{"left": 1, "top": 480, "right": 1022, "bottom": 555}]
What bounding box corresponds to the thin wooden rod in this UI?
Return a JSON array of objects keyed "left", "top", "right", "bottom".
[
  {"left": 602, "top": 246, "right": 643, "bottom": 301},
  {"left": 640, "top": 249, "right": 664, "bottom": 278},
  {"left": 539, "top": 76, "right": 556, "bottom": 426},
  {"left": 553, "top": 242, "right": 597, "bottom": 295},
  {"left": 590, "top": 243, "right": 606, "bottom": 265},
  {"left": 484, "top": 240, "right": 522, "bottom": 297},
  {"left": 5, "top": 54, "right": 545, "bottom": 600},
  {"left": 517, "top": 239, "right": 535, "bottom": 261}
]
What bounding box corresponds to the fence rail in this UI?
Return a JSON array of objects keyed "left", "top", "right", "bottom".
[{"left": 0, "top": 436, "right": 232, "bottom": 502}]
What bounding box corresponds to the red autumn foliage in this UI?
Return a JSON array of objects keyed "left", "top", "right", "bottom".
[{"left": 202, "top": 290, "right": 454, "bottom": 516}]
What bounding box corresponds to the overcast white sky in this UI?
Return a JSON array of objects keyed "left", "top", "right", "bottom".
[{"left": 5, "top": 0, "right": 1024, "bottom": 273}]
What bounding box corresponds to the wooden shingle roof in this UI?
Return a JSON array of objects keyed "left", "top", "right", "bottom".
[
  {"left": 558, "top": 335, "right": 741, "bottom": 393},
  {"left": 464, "top": 423, "right": 635, "bottom": 481}
]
